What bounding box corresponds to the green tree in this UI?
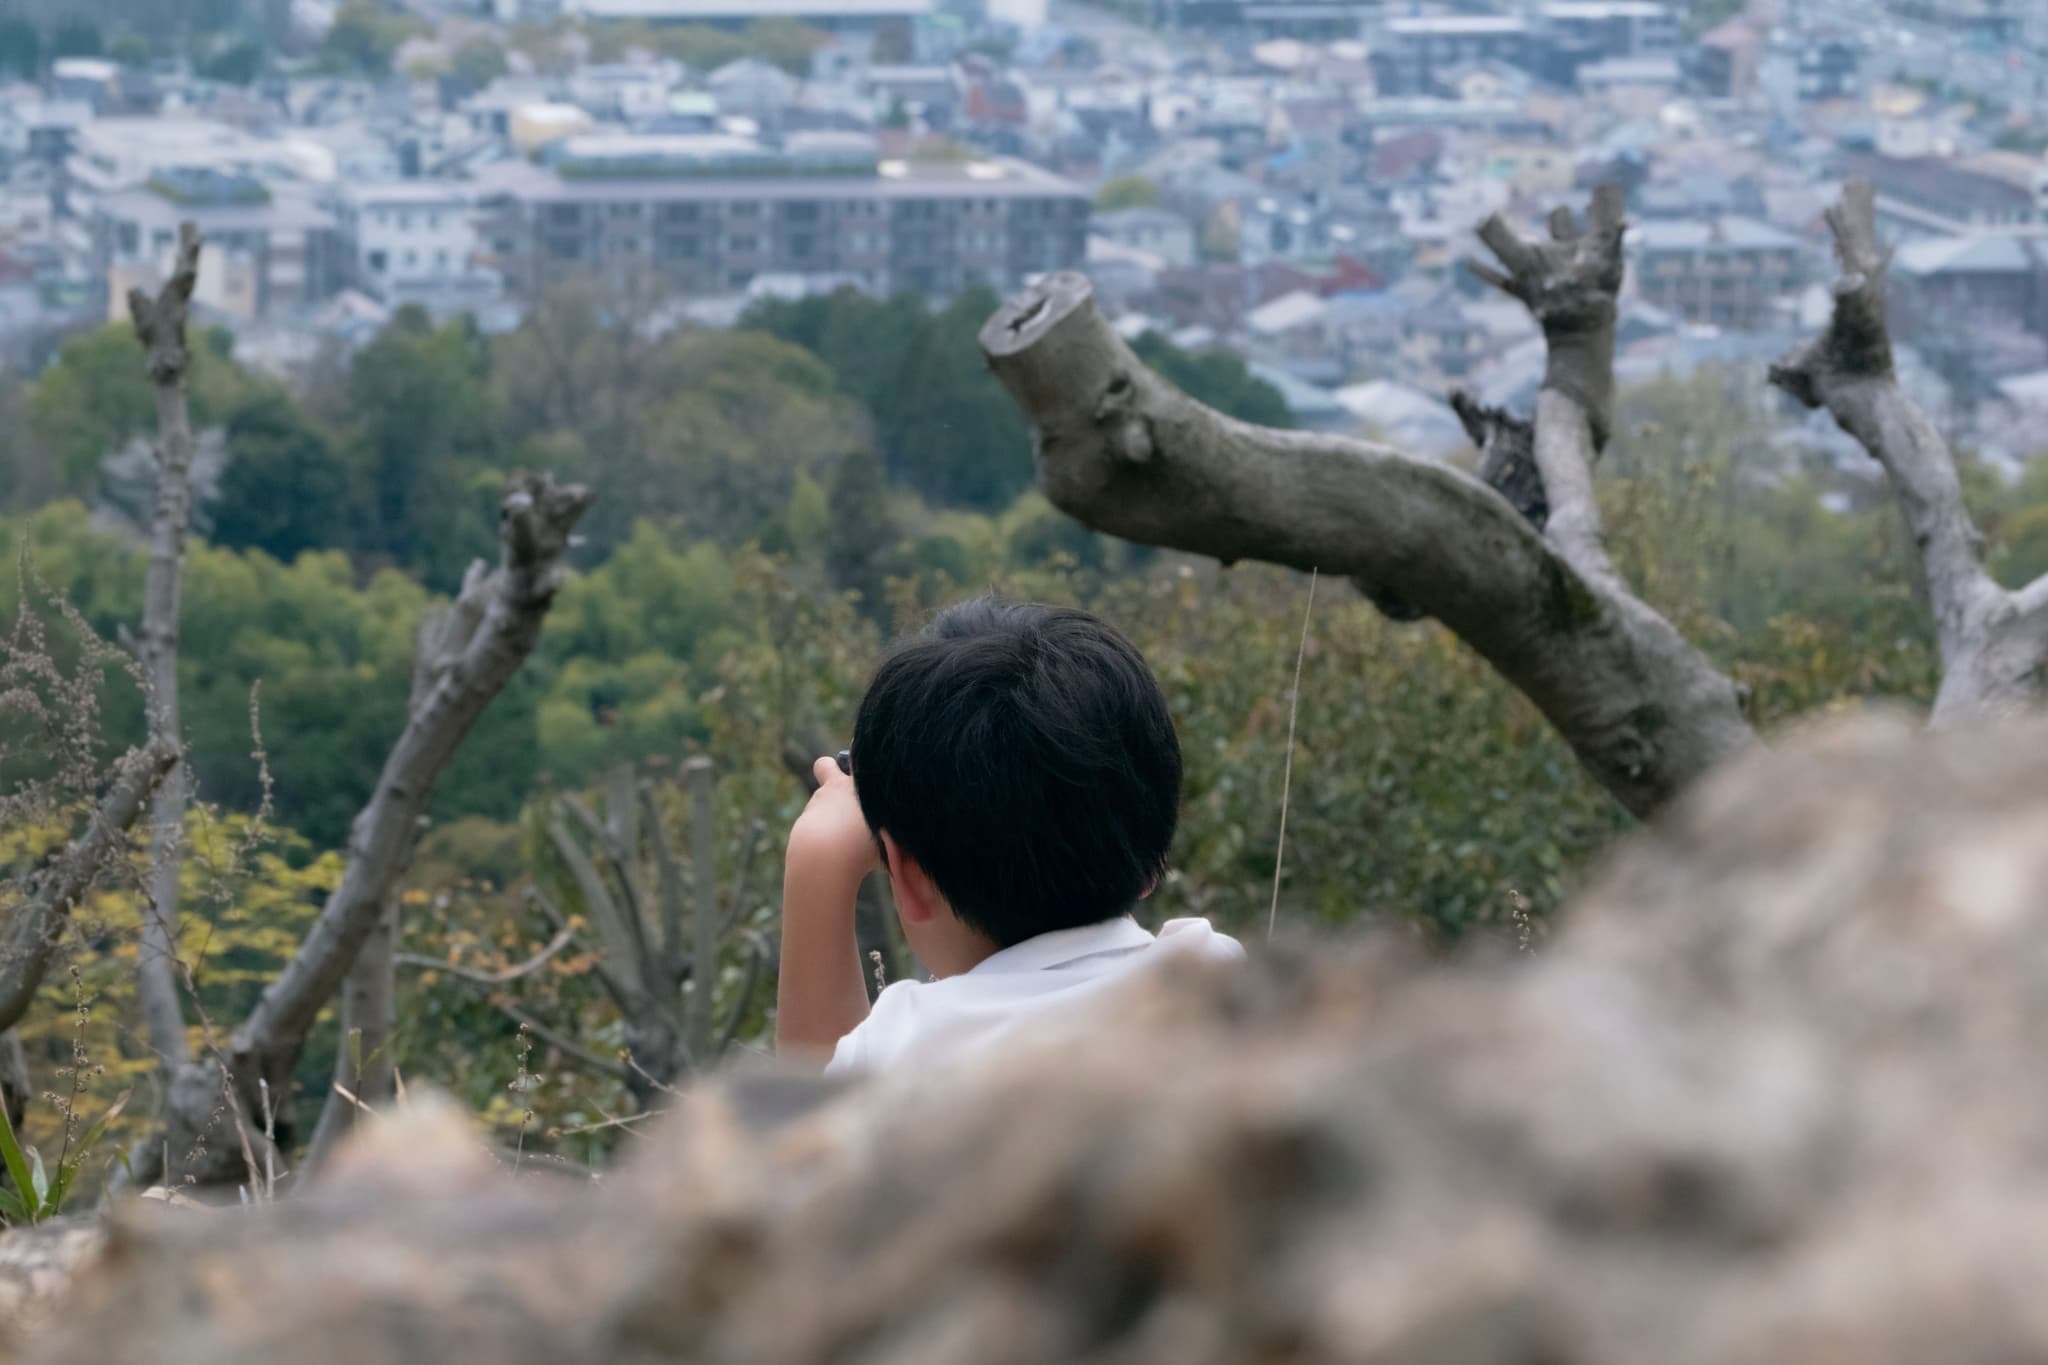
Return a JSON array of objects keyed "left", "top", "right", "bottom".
[
  {"left": 1131, "top": 332, "right": 1292, "bottom": 428},
  {"left": 28, "top": 324, "right": 269, "bottom": 497},
  {"left": 654, "top": 23, "right": 748, "bottom": 71},
  {"left": 211, "top": 392, "right": 350, "bottom": 564},
  {"left": 448, "top": 35, "right": 509, "bottom": 93},
  {"left": 105, "top": 29, "right": 149, "bottom": 67},
  {"left": 49, "top": 17, "right": 102, "bottom": 59},
  {"left": 743, "top": 289, "right": 1033, "bottom": 511},
  {"left": 0, "top": 19, "right": 40, "bottom": 76},
  {"left": 824, "top": 450, "right": 897, "bottom": 615},
  {"left": 341, "top": 308, "right": 503, "bottom": 588},
  {"left": 1095, "top": 175, "right": 1162, "bottom": 211},
  {"left": 745, "top": 17, "right": 826, "bottom": 75},
  {"left": 200, "top": 39, "right": 262, "bottom": 83},
  {"left": 320, "top": 0, "right": 427, "bottom": 75}
]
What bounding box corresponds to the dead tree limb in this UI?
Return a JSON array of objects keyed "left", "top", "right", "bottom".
[
  {"left": 978, "top": 187, "right": 1754, "bottom": 818},
  {"left": 0, "top": 741, "right": 177, "bottom": 1033},
  {"left": 1771, "top": 179, "right": 2048, "bottom": 718},
  {"left": 156, "top": 473, "right": 591, "bottom": 1185},
  {"left": 127, "top": 222, "right": 204, "bottom": 1072}
]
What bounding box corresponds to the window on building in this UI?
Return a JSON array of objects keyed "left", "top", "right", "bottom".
[
  {"left": 402, "top": 249, "right": 416, "bottom": 268},
  {"left": 428, "top": 213, "right": 441, "bottom": 229},
  {"left": 791, "top": 232, "right": 815, "bottom": 258},
  {"left": 730, "top": 235, "right": 758, "bottom": 252},
  {"left": 368, "top": 249, "right": 388, "bottom": 273},
  {"left": 399, "top": 212, "right": 413, "bottom": 231},
  {"left": 434, "top": 249, "right": 448, "bottom": 269}
]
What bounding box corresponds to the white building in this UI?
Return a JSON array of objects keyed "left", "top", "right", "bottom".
[{"left": 337, "top": 182, "right": 484, "bottom": 296}]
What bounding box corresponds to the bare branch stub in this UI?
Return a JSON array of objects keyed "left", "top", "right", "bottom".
[
  {"left": 1468, "top": 183, "right": 1626, "bottom": 451},
  {"left": 154, "top": 471, "right": 591, "bottom": 1187},
  {"left": 126, "top": 222, "right": 203, "bottom": 389},
  {"left": 1769, "top": 179, "right": 1895, "bottom": 410},
  {"left": 1451, "top": 390, "right": 1546, "bottom": 530},
  {"left": 979, "top": 271, "right": 1754, "bottom": 818}
]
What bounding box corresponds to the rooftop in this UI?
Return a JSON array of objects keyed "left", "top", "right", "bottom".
[
  {"left": 570, "top": 0, "right": 930, "bottom": 17},
  {"left": 472, "top": 153, "right": 1085, "bottom": 204},
  {"left": 1631, "top": 216, "right": 1803, "bottom": 252}
]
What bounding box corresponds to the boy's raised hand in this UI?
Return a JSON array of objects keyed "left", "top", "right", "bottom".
[
  {"left": 786, "top": 756, "right": 880, "bottom": 894},
  {"left": 777, "top": 756, "right": 880, "bottom": 1058}
]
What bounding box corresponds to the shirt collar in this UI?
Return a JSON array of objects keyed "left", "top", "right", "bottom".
[{"left": 968, "top": 915, "right": 1156, "bottom": 976}]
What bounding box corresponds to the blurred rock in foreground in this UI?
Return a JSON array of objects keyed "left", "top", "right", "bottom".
[{"left": 14, "top": 711, "right": 2048, "bottom": 1365}]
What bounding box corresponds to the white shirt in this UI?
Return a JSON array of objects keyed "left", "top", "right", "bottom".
[{"left": 824, "top": 915, "right": 1245, "bottom": 1078}]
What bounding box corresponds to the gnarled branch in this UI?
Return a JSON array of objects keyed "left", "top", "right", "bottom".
[
  {"left": 0, "top": 740, "right": 177, "bottom": 1033},
  {"left": 1771, "top": 180, "right": 2046, "bottom": 719},
  {"left": 128, "top": 220, "right": 206, "bottom": 1072},
  {"left": 979, "top": 244, "right": 1752, "bottom": 818},
  {"left": 159, "top": 473, "right": 590, "bottom": 1185}
]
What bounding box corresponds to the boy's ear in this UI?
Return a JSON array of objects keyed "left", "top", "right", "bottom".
[{"left": 880, "top": 832, "right": 941, "bottom": 925}]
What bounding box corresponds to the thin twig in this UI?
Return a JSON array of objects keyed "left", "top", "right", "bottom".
[
  {"left": 1268, "top": 568, "right": 1317, "bottom": 941},
  {"left": 493, "top": 1001, "right": 629, "bottom": 1082},
  {"left": 394, "top": 921, "right": 577, "bottom": 986}
]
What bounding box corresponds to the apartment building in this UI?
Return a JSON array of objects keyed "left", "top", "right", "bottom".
[
  {"left": 474, "top": 133, "right": 1088, "bottom": 297},
  {"left": 93, "top": 169, "right": 346, "bottom": 321},
  {"left": 337, "top": 182, "right": 485, "bottom": 298},
  {"left": 1629, "top": 216, "right": 1803, "bottom": 332}
]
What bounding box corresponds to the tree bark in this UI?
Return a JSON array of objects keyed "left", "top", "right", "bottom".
[
  {"left": 127, "top": 221, "right": 204, "bottom": 1072},
  {"left": 1771, "top": 179, "right": 2048, "bottom": 719},
  {"left": 977, "top": 194, "right": 1755, "bottom": 818},
  {"left": 0, "top": 740, "right": 177, "bottom": 1034},
  {"left": 301, "top": 891, "right": 398, "bottom": 1173},
  {"left": 157, "top": 473, "right": 591, "bottom": 1185}
]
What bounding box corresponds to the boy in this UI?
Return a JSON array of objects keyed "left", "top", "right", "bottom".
[{"left": 776, "top": 596, "right": 1244, "bottom": 1077}]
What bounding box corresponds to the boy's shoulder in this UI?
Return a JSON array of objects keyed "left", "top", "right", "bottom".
[{"left": 824, "top": 916, "right": 1244, "bottom": 1077}]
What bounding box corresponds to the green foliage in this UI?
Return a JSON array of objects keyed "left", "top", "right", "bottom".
[
  {"left": 200, "top": 39, "right": 261, "bottom": 84},
  {"left": 652, "top": 23, "right": 748, "bottom": 70},
  {"left": 28, "top": 323, "right": 272, "bottom": 498},
  {"left": 49, "top": 17, "right": 102, "bottom": 59},
  {"left": 1130, "top": 332, "right": 1293, "bottom": 428},
  {"left": 744, "top": 17, "right": 827, "bottom": 74},
  {"left": 1095, "top": 175, "right": 1162, "bottom": 211},
  {"left": 0, "top": 19, "right": 41, "bottom": 76},
  {"left": 212, "top": 392, "right": 350, "bottom": 564},
  {"left": 824, "top": 449, "right": 897, "bottom": 614},
  {"left": 0, "top": 1089, "right": 129, "bottom": 1226},
  {"left": 320, "top": 0, "right": 428, "bottom": 75},
  {"left": 448, "top": 35, "right": 509, "bottom": 92},
  {"left": 742, "top": 288, "right": 1033, "bottom": 510},
  {"left": 341, "top": 308, "right": 503, "bottom": 589}
]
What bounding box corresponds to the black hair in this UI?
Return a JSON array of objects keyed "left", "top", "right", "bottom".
[{"left": 850, "top": 596, "right": 1182, "bottom": 949}]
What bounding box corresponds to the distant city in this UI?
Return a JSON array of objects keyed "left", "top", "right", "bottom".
[{"left": 5, "top": 0, "right": 2048, "bottom": 464}]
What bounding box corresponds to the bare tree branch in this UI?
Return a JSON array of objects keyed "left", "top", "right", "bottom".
[
  {"left": 977, "top": 263, "right": 1752, "bottom": 818},
  {"left": 715, "top": 928, "right": 773, "bottom": 1057},
  {"left": 393, "top": 921, "right": 578, "bottom": 986},
  {"left": 1468, "top": 186, "right": 1626, "bottom": 587},
  {"left": 495, "top": 1001, "right": 630, "bottom": 1083},
  {"left": 0, "top": 741, "right": 176, "bottom": 1033},
  {"left": 1771, "top": 180, "right": 2048, "bottom": 719},
  {"left": 127, "top": 222, "right": 205, "bottom": 1072},
  {"left": 1450, "top": 390, "right": 1546, "bottom": 531},
  {"left": 685, "top": 756, "right": 717, "bottom": 1059},
  {"left": 157, "top": 473, "right": 590, "bottom": 1184}
]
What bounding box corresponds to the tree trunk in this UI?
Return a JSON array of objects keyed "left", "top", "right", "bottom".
[
  {"left": 301, "top": 891, "right": 398, "bottom": 1173},
  {"left": 1771, "top": 179, "right": 2048, "bottom": 718},
  {"left": 155, "top": 473, "right": 591, "bottom": 1187},
  {"left": 128, "top": 223, "right": 206, "bottom": 1073},
  {"left": 977, "top": 202, "right": 1755, "bottom": 819}
]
